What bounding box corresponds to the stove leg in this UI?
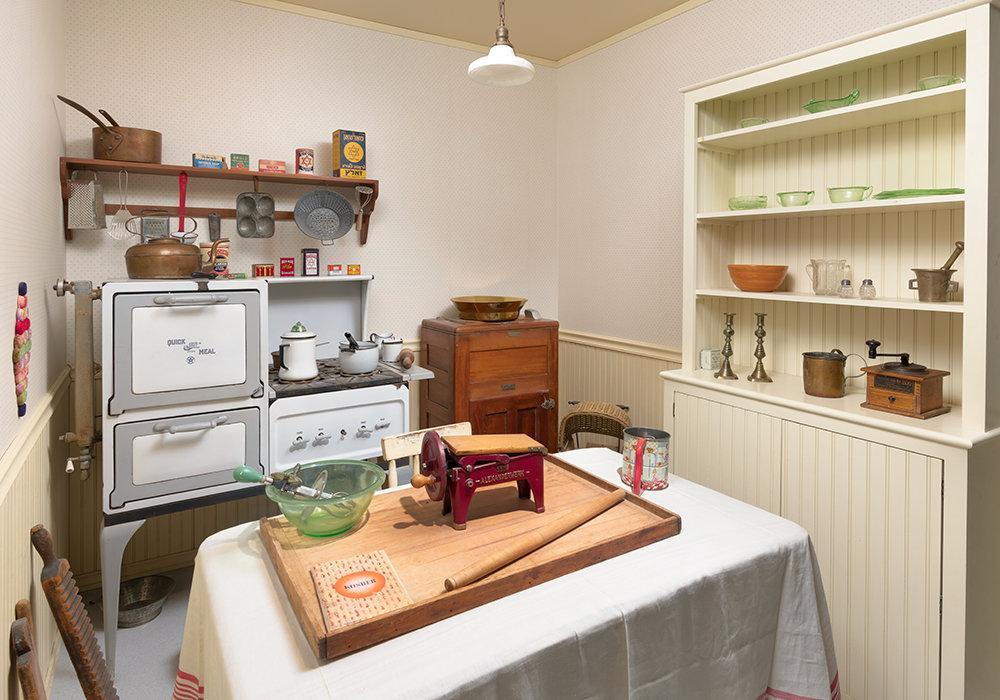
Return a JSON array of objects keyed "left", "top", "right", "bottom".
[{"left": 100, "top": 518, "right": 145, "bottom": 678}]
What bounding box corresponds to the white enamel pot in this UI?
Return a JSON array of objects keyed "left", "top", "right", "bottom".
[
  {"left": 339, "top": 333, "right": 379, "bottom": 374},
  {"left": 278, "top": 328, "right": 322, "bottom": 381}
]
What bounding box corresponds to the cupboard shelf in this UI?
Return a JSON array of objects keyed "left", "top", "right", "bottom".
[
  {"left": 695, "top": 288, "right": 963, "bottom": 313},
  {"left": 697, "top": 194, "right": 964, "bottom": 224},
  {"left": 58, "top": 157, "right": 379, "bottom": 243},
  {"left": 698, "top": 83, "right": 965, "bottom": 151}
]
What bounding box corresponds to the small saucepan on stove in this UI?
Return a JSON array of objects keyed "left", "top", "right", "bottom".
[{"left": 339, "top": 333, "right": 379, "bottom": 374}]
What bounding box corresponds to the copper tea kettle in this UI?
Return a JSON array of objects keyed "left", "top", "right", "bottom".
[{"left": 126, "top": 235, "right": 223, "bottom": 279}]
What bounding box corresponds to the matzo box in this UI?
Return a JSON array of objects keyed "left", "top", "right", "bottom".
[{"left": 332, "top": 130, "right": 366, "bottom": 178}]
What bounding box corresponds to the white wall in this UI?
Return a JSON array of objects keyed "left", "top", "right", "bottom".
[
  {"left": 556, "top": 0, "right": 967, "bottom": 348},
  {"left": 62, "top": 0, "right": 557, "bottom": 348},
  {"left": 0, "top": 0, "right": 66, "bottom": 456}
]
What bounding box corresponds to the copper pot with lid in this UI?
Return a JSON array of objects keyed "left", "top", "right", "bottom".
[
  {"left": 802, "top": 349, "right": 867, "bottom": 398},
  {"left": 126, "top": 235, "right": 224, "bottom": 279}
]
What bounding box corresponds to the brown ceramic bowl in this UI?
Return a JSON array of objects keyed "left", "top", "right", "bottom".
[
  {"left": 451, "top": 296, "right": 527, "bottom": 322},
  {"left": 727, "top": 264, "right": 788, "bottom": 292}
]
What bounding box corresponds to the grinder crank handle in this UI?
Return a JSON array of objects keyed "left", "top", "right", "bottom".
[{"left": 410, "top": 472, "right": 436, "bottom": 489}]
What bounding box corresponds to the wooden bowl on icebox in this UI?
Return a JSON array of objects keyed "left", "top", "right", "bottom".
[{"left": 727, "top": 264, "right": 788, "bottom": 292}]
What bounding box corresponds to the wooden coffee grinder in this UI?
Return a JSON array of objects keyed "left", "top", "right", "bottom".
[{"left": 860, "top": 339, "right": 950, "bottom": 419}]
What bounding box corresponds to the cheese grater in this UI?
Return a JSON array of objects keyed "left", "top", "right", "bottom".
[{"left": 67, "top": 170, "right": 106, "bottom": 230}]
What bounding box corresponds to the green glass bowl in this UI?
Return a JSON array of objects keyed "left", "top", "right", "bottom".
[
  {"left": 828, "top": 185, "right": 872, "bottom": 203},
  {"left": 728, "top": 195, "right": 768, "bottom": 210},
  {"left": 740, "top": 117, "right": 769, "bottom": 128},
  {"left": 265, "top": 460, "right": 384, "bottom": 537},
  {"left": 802, "top": 88, "right": 861, "bottom": 114},
  {"left": 776, "top": 190, "right": 814, "bottom": 207},
  {"left": 915, "top": 74, "right": 963, "bottom": 91}
]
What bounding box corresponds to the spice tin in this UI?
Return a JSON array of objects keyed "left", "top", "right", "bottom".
[
  {"left": 302, "top": 248, "right": 319, "bottom": 276},
  {"left": 192, "top": 153, "right": 226, "bottom": 169},
  {"left": 280, "top": 257, "right": 295, "bottom": 277},
  {"left": 327, "top": 264, "right": 344, "bottom": 276},
  {"left": 200, "top": 241, "right": 230, "bottom": 274},
  {"left": 295, "top": 148, "right": 315, "bottom": 175},
  {"left": 230, "top": 153, "right": 250, "bottom": 170},
  {"left": 347, "top": 264, "right": 361, "bottom": 276},
  {"left": 258, "top": 159, "right": 286, "bottom": 174},
  {"left": 252, "top": 263, "right": 274, "bottom": 278}
]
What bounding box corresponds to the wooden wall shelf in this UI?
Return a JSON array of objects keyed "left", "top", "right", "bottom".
[{"left": 58, "top": 157, "right": 379, "bottom": 243}]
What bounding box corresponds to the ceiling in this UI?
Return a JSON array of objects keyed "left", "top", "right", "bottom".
[{"left": 274, "top": 0, "right": 697, "bottom": 62}]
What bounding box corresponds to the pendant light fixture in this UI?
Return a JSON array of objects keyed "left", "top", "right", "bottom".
[{"left": 468, "top": 0, "right": 534, "bottom": 86}]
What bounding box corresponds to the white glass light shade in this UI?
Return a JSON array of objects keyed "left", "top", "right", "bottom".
[{"left": 468, "top": 44, "right": 535, "bottom": 86}]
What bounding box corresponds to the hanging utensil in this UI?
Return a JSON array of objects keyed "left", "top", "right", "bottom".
[
  {"left": 293, "top": 189, "right": 354, "bottom": 245},
  {"left": 355, "top": 185, "right": 374, "bottom": 232},
  {"left": 67, "top": 171, "right": 106, "bottom": 230},
  {"left": 108, "top": 170, "right": 131, "bottom": 240},
  {"left": 176, "top": 172, "right": 189, "bottom": 238}
]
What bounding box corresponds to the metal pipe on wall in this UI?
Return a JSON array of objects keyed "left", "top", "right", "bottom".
[{"left": 53, "top": 279, "right": 101, "bottom": 479}]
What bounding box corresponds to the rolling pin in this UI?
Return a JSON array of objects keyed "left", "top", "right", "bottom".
[{"left": 443, "top": 489, "right": 626, "bottom": 591}]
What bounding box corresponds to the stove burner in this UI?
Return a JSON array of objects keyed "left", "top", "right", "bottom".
[
  {"left": 882, "top": 362, "right": 928, "bottom": 374},
  {"left": 270, "top": 358, "right": 407, "bottom": 399}
]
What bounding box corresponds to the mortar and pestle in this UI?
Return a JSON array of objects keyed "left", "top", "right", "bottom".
[{"left": 909, "top": 241, "right": 964, "bottom": 302}]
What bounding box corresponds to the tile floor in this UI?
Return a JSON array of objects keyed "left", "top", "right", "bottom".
[{"left": 51, "top": 568, "right": 193, "bottom": 699}]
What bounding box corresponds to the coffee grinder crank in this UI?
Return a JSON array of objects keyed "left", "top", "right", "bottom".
[{"left": 859, "top": 339, "right": 950, "bottom": 419}]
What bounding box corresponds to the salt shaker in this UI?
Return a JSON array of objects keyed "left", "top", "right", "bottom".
[
  {"left": 839, "top": 279, "right": 855, "bottom": 298},
  {"left": 859, "top": 278, "right": 876, "bottom": 299}
]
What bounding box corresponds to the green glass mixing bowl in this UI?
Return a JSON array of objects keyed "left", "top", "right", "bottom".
[{"left": 265, "top": 460, "right": 384, "bottom": 537}]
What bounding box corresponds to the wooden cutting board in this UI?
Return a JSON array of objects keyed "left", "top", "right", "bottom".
[{"left": 259, "top": 455, "right": 681, "bottom": 661}]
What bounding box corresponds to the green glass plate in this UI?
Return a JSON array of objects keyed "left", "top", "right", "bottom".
[
  {"left": 912, "top": 74, "right": 963, "bottom": 92},
  {"left": 872, "top": 188, "right": 965, "bottom": 200},
  {"left": 802, "top": 88, "right": 861, "bottom": 114}
]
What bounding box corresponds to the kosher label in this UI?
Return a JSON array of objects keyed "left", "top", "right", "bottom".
[{"left": 334, "top": 570, "right": 386, "bottom": 599}]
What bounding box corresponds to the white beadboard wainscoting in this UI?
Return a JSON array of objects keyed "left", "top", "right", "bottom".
[
  {"left": 67, "top": 344, "right": 422, "bottom": 590},
  {"left": 558, "top": 331, "right": 682, "bottom": 438},
  {"left": 0, "top": 371, "right": 70, "bottom": 700}
]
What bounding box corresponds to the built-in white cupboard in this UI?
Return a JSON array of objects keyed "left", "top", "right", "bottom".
[{"left": 666, "top": 4, "right": 1000, "bottom": 696}]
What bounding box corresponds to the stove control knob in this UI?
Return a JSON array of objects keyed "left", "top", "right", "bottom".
[
  {"left": 340, "top": 429, "right": 347, "bottom": 440},
  {"left": 291, "top": 432, "right": 307, "bottom": 451},
  {"left": 356, "top": 426, "right": 373, "bottom": 439},
  {"left": 313, "top": 428, "right": 330, "bottom": 447},
  {"left": 374, "top": 418, "right": 391, "bottom": 430}
]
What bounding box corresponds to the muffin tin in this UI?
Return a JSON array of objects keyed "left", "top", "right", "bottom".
[{"left": 236, "top": 191, "right": 276, "bottom": 238}]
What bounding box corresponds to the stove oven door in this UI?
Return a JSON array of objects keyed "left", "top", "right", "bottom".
[
  {"left": 109, "top": 290, "right": 263, "bottom": 415},
  {"left": 109, "top": 406, "right": 262, "bottom": 510}
]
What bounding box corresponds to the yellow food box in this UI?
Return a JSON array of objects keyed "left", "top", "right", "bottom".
[{"left": 332, "top": 130, "right": 366, "bottom": 179}]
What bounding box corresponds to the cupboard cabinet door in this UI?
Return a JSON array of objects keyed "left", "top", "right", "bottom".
[
  {"left": 470, "top": 393, "right": 555, "bottom": 450},
  {"left": 782, "top": 422, "right": 942, "bottom": 700},
  {"left": 672, "top": 393, "right": 782, "bottom": 514}
]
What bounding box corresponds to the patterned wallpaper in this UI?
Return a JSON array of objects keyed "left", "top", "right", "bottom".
[
  {"left": 63, "top": 0, "right": 557, "bottom": 350},
  {"left": 555, "top": 0, "right": 967, "bottom": 347},
  {"left": 0, "top": 0, "right": 66, "bottom": 455}
]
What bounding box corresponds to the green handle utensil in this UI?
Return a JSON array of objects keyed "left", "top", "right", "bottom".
[{"left": 233, "top": 465, "right": 264, "bottom": 484}]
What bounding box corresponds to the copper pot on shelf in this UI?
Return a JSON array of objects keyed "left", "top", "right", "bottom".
[{"left": 57, "top": 96, "right": 162, "bottom": 164}]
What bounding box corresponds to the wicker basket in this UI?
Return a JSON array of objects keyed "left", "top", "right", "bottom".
[{"left": 558, "top": 401, "right": 631, "bottom": 451}]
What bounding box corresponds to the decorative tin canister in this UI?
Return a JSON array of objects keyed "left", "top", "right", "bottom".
[{"left": 619, "top": 427, "right": 670, "bottom": 495}]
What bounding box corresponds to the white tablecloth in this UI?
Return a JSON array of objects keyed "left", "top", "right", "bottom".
[{"left": 173, "top": 448, "right": 838, "bottom": 699}]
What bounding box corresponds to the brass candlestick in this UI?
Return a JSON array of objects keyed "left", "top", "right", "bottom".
[
  {"left": 714, "top": 312, "right": 739, "bottom": 380},
  {"left": 747, "top": 312, "right": 773, "bottom": 383}
]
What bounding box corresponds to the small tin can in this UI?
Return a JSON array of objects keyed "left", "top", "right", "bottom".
[
  {"left": 700, "top": 348, "right": 722, "bottom": 371},
  {"left": 279, "top": 257, "right": 295, "bottom": 277},
  {"left": 295, "top": 148, "right": 315, "bottom": 175},
  {"left": 327, "top": 263, "right": 344, "bottom": 276},
  {"left": 252, "top": 263, "right": 274, "bottom": 278},
  {"left": 302, "top": 248, "right": 319, "bottom": 276},
  {"left": 347, "top": 264, "right": 361, "bottom": 276}
]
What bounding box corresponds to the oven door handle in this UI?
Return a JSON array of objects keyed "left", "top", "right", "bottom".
[
  {"left": 152, "top": 294, "right": 229, "bottom": 306},
  {"left": 153, "top": 416, "right": 229, "bottom": 434}
]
